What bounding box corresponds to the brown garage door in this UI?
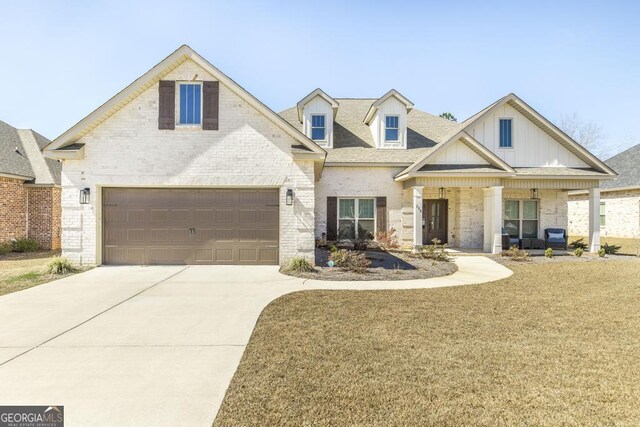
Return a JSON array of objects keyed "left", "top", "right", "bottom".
[{"left": 102, "top": 188, "right": 279, "bottom": 265}]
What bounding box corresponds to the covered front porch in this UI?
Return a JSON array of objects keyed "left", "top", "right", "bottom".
[{"left": 400, "top": 177, "right": 603, "bottom": 254}]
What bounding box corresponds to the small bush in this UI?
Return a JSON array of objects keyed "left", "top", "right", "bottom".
[
  {"left": 573, "top": 247, "right": 584, "bottom": 257},
  {"left": 46, "top": 257, "right": 79, "bottom": 275},
  {"left": 287, "top": 257, "right": 315, "bottom": 273},
  {"left": 545, "top": 248, "right": 554, "bottom": 258},
  {"left": 501, "top": 246, "right": 529, "bottom": 261},
  {"left": 375, "top": 228, "right": 400, "bottom": 251},
  {"left": 328, "top": 245, "right": 339, "bottom": 253},
  {"left": 328, "top": 249, "right": 371, "bottom": 273},
  {"left": 413, "top": 239, "right": 450, "bottom": 262},
  {"left": 11, "top": 238, "right": 40, "bottom": 253},
  {"left": 0, "top": 241, "right": 11, "bottom": 256},
  {"left": 603, "top": 243, "right": 621, "bottom": 255},
  {"left": 570, "top": 238, "right": 588, "bottom": 250},
  {"left": 598, "top": 248, "right": 606, "bottom": 257}
]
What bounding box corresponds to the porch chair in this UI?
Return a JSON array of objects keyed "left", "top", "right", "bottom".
[{"left": 545, "top": 228, "right": 568, "bottom": 250}]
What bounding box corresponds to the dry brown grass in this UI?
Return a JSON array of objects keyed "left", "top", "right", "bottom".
[
  {"left": 0, "top": 251, "right": 83, "bottom": 296},
  {"left": 215, "top": 260, "right": 640, "bottom": 426},
  {"left": 570, "top": 235, "right": 640, "bottom": 256}
]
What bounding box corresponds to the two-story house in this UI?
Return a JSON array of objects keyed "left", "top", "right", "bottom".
[{"left": 44, "top": 45, "right": 615, "bottom": 265}]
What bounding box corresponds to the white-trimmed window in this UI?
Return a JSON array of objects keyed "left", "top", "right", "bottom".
[
  {"left": 385, "top": 115, "right": 399, "bottom": 142},
  {"left": 311, "top": 114, "right": 326, "bottom": 141},
  {"left": 504, "top": 200, "right": 538, "bottom": 239},
  {"left": 600, "top": 202, "right": 606, "bottom": 227},
  {"left": 338, "top": 198, "right": 375, "bottom": 240},
  {"left": 499, "top": 118, "right": 513, "bottom": 148},
  {"left": 178, "top": 82, "right": 202, "bottom": 125}
]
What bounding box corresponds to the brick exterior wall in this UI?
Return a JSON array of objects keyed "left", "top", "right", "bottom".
[
  {"left": 0, "top": 177, "right": 61, "bottom": 249},
  {"left": 60, "top": 59, "right": 315, "bottom": 265},
  {"left": 568, "top": 189, "right": 640, "bottom": 238}
]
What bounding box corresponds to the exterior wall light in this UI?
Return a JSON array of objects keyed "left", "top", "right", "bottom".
[
  {"left": 438, "top": 187, "right": 446, "bottom": 199},
  {"left": 286, "top": 188, "right": 293, "bottom": 206},
  {"left": 530, "top": 188, "right": 538, "bottom": 199},
  {"left": 79, "top": 187, "right": 91, "bottom": 204}
]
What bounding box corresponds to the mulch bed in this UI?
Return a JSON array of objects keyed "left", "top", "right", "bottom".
[{"left": 281, "top": 249, "right": 457, "bottom": 281}]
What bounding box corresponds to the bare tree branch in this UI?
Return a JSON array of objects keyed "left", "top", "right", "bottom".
[{"left": 558, "top": 113, "right": 606, "bottom": 157}]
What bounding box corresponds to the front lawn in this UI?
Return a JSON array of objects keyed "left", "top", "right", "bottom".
[
  {"left": 0, "top": 251, "right": 83, "bottom": 296},
  {"left": 215, "top": 260, "right": 640, "bottom": 426}
]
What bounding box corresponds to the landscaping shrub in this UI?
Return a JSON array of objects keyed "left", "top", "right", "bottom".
[
  {"left": 598, "top": 248, "right": 606, "bottom": 257},
  {"left": 287, "top": 257, "right": 315, "bottom": 273},
  {"left": 545, "top": 248, "right": 554, "bottom": 258},
  {"left": 573, "top": 247, "right": 584, "bottom": 257},
  {"left": 328, "top": 245, "right": 338, "bottom": 253},
  {"left": 603, "top": 243, "right": 621, "bottom": 255},
  {"left": 375, "top": 228, "right": 400, "bottom": 251},
  {"left": 570, "top": 238, "right": 588, "bottom": 250},
  {"left": 501, "top": 246, "right": 529, "bottom": 261},
  {"left": 46, "top": 257, "right": 79, "bottom": 275},
  {"left": 413, "top": 239, "right": 450, "bottom": 262},
  {"left": 11, "top": 238, "right": 40, "bottom": 253},
  {"left": 328, "top": 249, "right": 371, "bottom": 273},
  {"left": 0, "top": 242, "right": 11, "bottom": 256}
]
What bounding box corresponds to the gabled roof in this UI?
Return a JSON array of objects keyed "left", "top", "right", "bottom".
[
  {"left": 601, "top": 143, "right": 640, "bottom": 189},
  {"left": 44, "top": 45, "right": 325, "bottom": 159},
  {"left": 459, "top": 93, "right": 616, "bottom": 176},
  {"left": 0, "top": 120, "right": 60, "bottom": 184},
  {"left": 395, "top": 131, "right": 515, "bottom": 181},
  {"left": 296, "top": 88, "right": 339, "bottom": 122},
  {"left": 364, "top": 89, "right": 414, "bottom": 125}
]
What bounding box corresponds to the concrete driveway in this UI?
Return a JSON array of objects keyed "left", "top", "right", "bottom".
[{"left": 0, "top": 258, "right": 511, "bottom": 426}]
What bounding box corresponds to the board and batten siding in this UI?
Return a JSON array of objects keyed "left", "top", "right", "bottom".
[
  {"left": 466, "top": 103, "right": 589, "bottom": 168},
  {"left": 369, "top": 96, "right": 408, "bottom": 149},
  {"left": 302, "top": 96, "right": 334, "bottom": 148},
  {"left": 428, "top": 139, "right": 489, "bottom": 165}
]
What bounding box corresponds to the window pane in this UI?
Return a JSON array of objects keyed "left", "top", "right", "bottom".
[
  {"left": 358, "top": 199, "right": 374, "bottom": 219},
  {"left": 504, "top": 220, "right": 520, "bottom": 238},
  {"left": 522, "top": 220, "right": 538, "bottom": 238},
  {"left": 358, "top": 220, "right": 375, "bottom": 239},
  {"left": 504, "top": 201, "right": 519, "bottom": 220},
  {"left": 523, "top": 201, "right": 538, "bottom": 220},
  {"left": 385, "top": 128, "right": 399, "bottom": 141},
  {"left": 338, "top": 199, "right": 355, "bottom": 219},
  {"left": 311, "top": 127, "right": 325, "bottom": 140},
  {"left": 338, "top": 220, "right": 356, "bottom": 240},
  {"left": 500, "top": 119, "right": 512, "bottom": 147},
  {"left": 179, "top": 84, "right": 201, "bottom": 125},
  {"left": 312, "top": 115, "right": 325, "bottom": 127},
  {"left": 600, "top": 203, "right": 606, "bottom": 227},
  {"left": 386, "top": 116, "right": 398, "bottom": 128}
]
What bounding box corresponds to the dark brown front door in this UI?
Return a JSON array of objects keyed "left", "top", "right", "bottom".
[
  {"left": 102, "top": 188, "right": 279, "bottom": 265},
  {"left": 423, "top": 199, "right": 448, "bottom": 244}
]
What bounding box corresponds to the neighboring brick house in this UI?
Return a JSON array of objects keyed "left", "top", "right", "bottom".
[
  {"left": 569, "top": 144, "right": 640, "bottom": 239},
  {"left": 44, "top": 45, "right": 615, "bottom": 266},
  {"left": 0, "top": 121, "right": 62, "bottom": 249}
]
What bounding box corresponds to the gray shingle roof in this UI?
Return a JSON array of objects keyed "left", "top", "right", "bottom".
[
  {"left": 514, "top": 167, "right": 612, "bottom": 177},
  {"left": 0, "top": 120, "right": 60, "bottom": 184},
  {"left": 601, "top": 144, "right": 640, "bottom": 189},
  {"left": 279, "top": 99, "right": 460, "bottom": 164}
]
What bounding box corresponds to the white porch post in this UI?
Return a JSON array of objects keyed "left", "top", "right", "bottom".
[
  {"left": 588, "top": 188, "right": 601, "bottom": 252},
  {"left": 483, "top": 186, "right": 503, "bottom": 254},
  {"left": 412, "top": 186, "right": 424, "bottom": 249}
]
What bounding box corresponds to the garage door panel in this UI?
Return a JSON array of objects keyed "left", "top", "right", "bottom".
[{"left": 103, "top": 188, "right": 279, "bottom": 265}]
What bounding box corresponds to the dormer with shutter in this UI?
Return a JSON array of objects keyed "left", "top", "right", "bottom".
[
  {"left": 296, "top": 89, "right": 339, "bottom": 148},
  {"left": 364, "top": 90, "right": 413, "bottom": 149}
]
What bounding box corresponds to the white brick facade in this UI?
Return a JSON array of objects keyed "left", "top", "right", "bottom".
[
  {"left": 61, "top": 60, "right": 315, "bottom": 265},
  {"left": 569, "top": 189, "right": 640, "bottom": 238}
]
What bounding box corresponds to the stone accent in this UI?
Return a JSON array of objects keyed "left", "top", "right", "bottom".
[{"left": 569, "top": 189, "right": 640, "bottom": 238}]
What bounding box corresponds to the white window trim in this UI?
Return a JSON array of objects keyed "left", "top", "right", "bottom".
[
  {"left": 600, "top": 201, "right": 606, "bottom": 228},
  {"left": 384, "top": 114, "right": 401, "bottom": 145},
  {"left": 498, "top": 117, "right": 514, "bottom": 150},
  {"left": 337, "top": 197, "right": 376, "bottom": 240},
  {"left": 175, "top": 81, "right": 204, "bottom": 127},
  {"left": 503, "top": 199, "right": 539, "bottom": 239},
  {"left": 310, "top": 113, "right": 327, "bottom": 143}
]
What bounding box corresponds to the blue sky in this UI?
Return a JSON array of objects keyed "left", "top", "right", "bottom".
[{"left": 1, "top": 0, "right": 638, "bottom": 157}]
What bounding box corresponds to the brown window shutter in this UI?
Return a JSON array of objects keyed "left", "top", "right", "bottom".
[
  {"left": 158, "top": 80, "right": 175, "bottom": 130},
  {"left": 203, "top": 81, "right": 219, "bottom": 130},
  {"left": 326, "top": 197, "right": 337, "bottom": 240},
  {"left": 376, "top": 197, "right": 387, "bottom": 234}
]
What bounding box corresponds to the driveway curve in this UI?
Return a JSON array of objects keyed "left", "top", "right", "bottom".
[{"left": 0, "top": 256, "right": 511, "bottom": 426}]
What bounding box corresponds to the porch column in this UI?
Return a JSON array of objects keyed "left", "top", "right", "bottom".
[
  {"left": 483, "top": 186, "right": 503, "bottom": 254},
  {"left": 412, "top": 186, "right": 424, "bottom": 249},
  {"left": 588, "top": 188, "right": 601, "bottom": 252}
]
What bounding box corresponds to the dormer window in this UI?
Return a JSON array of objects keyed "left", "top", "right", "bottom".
[
  {"left": 311, "top": 115, "right": 326, "bottom": 141},
  {"left": 385, "top": 116, "right": 399, "bottom": 142},
  {"left": 178, "top": 83, "right": 202, "bottom": 125}
]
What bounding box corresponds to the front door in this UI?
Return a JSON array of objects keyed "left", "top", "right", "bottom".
[{"left": 423, "top": 199, "right": 448, "bottom": 244}]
